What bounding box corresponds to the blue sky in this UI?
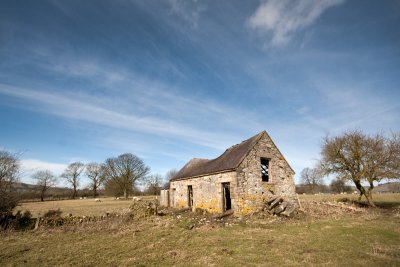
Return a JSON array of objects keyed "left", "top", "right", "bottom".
[{"left": 1, "top": 0, "right": 399, "bottom": 186}]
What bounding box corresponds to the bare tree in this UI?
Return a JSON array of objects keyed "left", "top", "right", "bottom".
[
  {"left": 103, "top": 153, "right": 150, "bottom": 199},
  {"left": 0, "top": 150, "right": 20, "bottom": 215},
  {"left": 32, "top": 170, "right": 57, "bottom": 201},
  {"left": 144, "top": 174, "right": 163, "bottom": 195},
  {"left": 300, "top": 167, "right": 324, "bottom": 194},
  {"left": 61, "top": 162, "right": 85, "bottom": 199},
  {"left": 330, "top": 178, "right": 352, "bottom": 194},
  {"left": 85, "top": 162, "right": 105, "bottom": 197},
  {"left": 163, "top": 168, "right": 178, "bottom": 189},
  {"left": 320, "top": 130, "right": 400, "bottom": 206}
]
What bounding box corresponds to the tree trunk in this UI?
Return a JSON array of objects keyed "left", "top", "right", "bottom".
[
  {"left": 72, "top": 185, "right": 77, "bottom": 199},
  {"left": 368, "top": 181, "right": 374, "bottom": 199},
  {"left": 40, "top": 187, "right": 45, "bottom": 202},
  {"left": 354, "top": 180, "right": 375, "bottom": 207},
  {"left": 367, "top": 181, "right": 375, "bottom": 206},
  {"left": 363, "top": 190, "right": 375, "bottom": 207},
  {"left": 93, "top": 185, "right": 97, "bottom": 198},
  {"left": 124, "top": 188, "right": 127, "bottom": 199}
]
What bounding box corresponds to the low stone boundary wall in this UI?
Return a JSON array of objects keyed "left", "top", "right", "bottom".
[{"left": 36, "top": 199, "right": 159, "bottom": 227}]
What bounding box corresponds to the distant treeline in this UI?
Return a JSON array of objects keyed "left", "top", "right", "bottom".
[
  {"left": 13, "top": 182, "right": 152, "bottom": 202},
  {"left": 296, "top": 182, "right": 400, "bottom": 195}
]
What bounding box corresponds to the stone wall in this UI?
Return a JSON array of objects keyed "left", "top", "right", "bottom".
[
  {"left": 168, "top": 133, "right": 298, "bottom": 216},
  {"left": 236, "top": 133, "right": 298, "bottom": 215},
  {"left": 160, "top": 189, "right": 169, "bottom": 207},
  {"left": 169, "top": 171, "right": 237, "bottom": 214}
]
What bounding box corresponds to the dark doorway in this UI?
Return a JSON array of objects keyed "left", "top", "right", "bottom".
[
  {"left": 188, "top": 185, "right": 193, "bottom": 208},
  {"left": 222, "top": 182, "right": 231, "bottom": 211}
]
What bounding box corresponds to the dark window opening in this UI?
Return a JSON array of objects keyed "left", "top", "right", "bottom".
[{"left": 261, "top": 158, "right": 270, "bottom": 182}]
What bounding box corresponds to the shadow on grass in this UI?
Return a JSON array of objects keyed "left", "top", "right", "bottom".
[
  {"left": 374, "top": 202, "right": 400, "bottom": 209},
  {"left": 337, "top": 197, "right": 400, "bottom": 209}
]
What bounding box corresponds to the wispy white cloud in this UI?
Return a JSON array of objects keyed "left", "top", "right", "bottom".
[
  {"left": 167, "top": 0, "right": 205, "bottom": 28},
  {"left": 0, "top": 82, "right": 260, "bottom": 151},
  {"left": 32, "top": 57, "right": 262, "bottom": 133},
  {"left": 21, "top": 159, "right": 67, "bottom": 176},
  {"left": 308, "top": 77, "right": 400, "bottom": 134},
  {"left": 4, "top": 52, "right": 396, "bottom": 184},
  {"left": 248, "top": 0, "right": 345, "bottom": 47},
  {"left": 5, "top": 55, "right": 395, "bottom": 182}
]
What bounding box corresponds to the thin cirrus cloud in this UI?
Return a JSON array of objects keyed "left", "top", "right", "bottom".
[
  {"left": 20, "top": 159, "right": 67, "bottom": 177},
  {"left": 247, "top": 0, "right": 346, "bottom": 47},
  {"left": 0, "top": 81, "right": 259, "bottom": 151},
  {"left": 167, "top": 0, "right": 206, "bottom": 28},
  {"left": 0, "top": 48, "right": 264, "bottom": 154}
]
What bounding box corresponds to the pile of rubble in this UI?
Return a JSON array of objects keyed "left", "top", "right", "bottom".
[
  {"left": 129, "top": 199, "right": 158, "bottom": 219},
  {"left": 264, "top": 196, "right": 296, "bottom": 216}
]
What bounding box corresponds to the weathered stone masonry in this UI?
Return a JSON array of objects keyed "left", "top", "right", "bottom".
[
  {"left": 168, "top": 171, "right": 237, "bottom": 213},
  {"left": 236, "top": 133, "right": 297, "bottom": 214},
  {"left": 160, "top": 131, "right": 298, "bottom": 216}
]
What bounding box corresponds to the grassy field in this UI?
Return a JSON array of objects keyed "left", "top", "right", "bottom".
[
  {"left": 299, "top": 192, "right": 400, "bottom": 208},
  {"left": 2, "top": 193, "right": 399, "bottom": 266},
  {"left": 15, "top": 193, "right": 400, "bottom": 217},
  {"left": 15, "top": 196, "right": 157, "bottom": 217}
]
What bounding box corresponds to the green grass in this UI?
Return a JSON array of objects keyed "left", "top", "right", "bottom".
[
  {"left": 2, "top": 193, "right": 399, "bottom": 266},
  {"left": 1, "top": 214, "right": 399, "bottom": 266}
]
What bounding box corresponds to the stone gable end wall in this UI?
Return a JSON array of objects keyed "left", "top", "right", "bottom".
[
  {"left": 236, "top": 133, "right": 298, "bottom": 215},
  {"left": 169, "top": 171, "right": 237, "bottom": 214}
]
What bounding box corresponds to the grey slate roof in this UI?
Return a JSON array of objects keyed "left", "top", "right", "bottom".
[{"left": 171, "top": 131, "right": 265, "bottom": 181}]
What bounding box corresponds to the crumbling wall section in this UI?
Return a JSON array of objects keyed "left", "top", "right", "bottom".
[
  {"left": 236, "top": 133, "right": 298, "bottom": 216},
  {"left": 169, "top": 171, "right": 237, "bottom": 214},
  {"left": 160, "top": 189, "right": 169, "bottom": 207}
]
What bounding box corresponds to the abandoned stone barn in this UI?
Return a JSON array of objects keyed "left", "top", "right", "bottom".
[{"left": 160, "top": 131, "right": 298, "bottom": 216}]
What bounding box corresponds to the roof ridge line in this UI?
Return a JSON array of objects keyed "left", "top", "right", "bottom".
[{"left": 232, "top": 131, "right": 265, "bottom": 169}]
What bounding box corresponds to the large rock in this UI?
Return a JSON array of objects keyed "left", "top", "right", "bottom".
[{"left": 268, "top": 197, "right": 282, "bottom": 210}]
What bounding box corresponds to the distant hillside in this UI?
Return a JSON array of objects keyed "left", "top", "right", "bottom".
[
  {"left": 373, "top": 182, "right": 400, "bottom": 193},
  {"left": 13, "top": 182, "right": 69, "bottom": 192},
  {"left": 12, "top": 181, "right": 39, "bottom": 191},
  {"left": 12, "top": 182, "right": 88, "bottom": 201}
]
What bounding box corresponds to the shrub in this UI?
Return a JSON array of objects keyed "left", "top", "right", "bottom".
[
  {"left": 43, "top": 209, "right": 63, "bottom": 218},
  {"left": 16, "top": 210, "right": 34, "bottom": 230},
  {"left": 1, "top": 210, "right": 34, "bottom": 231}
]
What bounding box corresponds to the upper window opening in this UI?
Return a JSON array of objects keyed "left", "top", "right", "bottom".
[{"left": 261, "top": 158, "right": 269, "bottom": 182}]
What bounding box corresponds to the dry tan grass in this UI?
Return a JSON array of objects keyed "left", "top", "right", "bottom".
[
  {"left": 15, "top": 196, "right": 157, "bottom": 217},
  {"left": 2, "top": 193, "right": 400, "bottom": 266},
  {"left": 15, "top": 193, "right": 400, "bottom": 218},
  {"left": 1, "top": 209, "right": 399, "bottom": 266},
  {"left": 299, "top": 192, "right": 400, "bottom": 206}
]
